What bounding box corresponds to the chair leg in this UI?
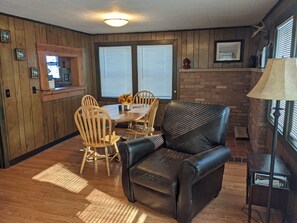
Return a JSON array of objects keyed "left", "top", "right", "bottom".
[
  {"left": 80, "top": 146, "right": 89, "bottom": 174},
  {"left": 113, "top": 142, "right": 121, "bottom": 162},
  {"left": 93, "top": 148, "right": 98, "bottom": 160},
  {"left": 128, "top": 121, "right": 133, "bottom": 128},
  {"left": 127, "top": 132, "right": 131, "bottom": 140},
  {"left": 105, "top": 146, "right": 110, "bottom": 176}
]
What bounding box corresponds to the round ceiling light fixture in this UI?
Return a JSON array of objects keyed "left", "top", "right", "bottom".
[{"left": 104, "top": 18, "right": 129, "bottom": 27}]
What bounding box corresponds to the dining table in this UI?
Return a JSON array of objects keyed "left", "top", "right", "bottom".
[{"left": 102, "top": 103, "right": 150, "bottom": 124}]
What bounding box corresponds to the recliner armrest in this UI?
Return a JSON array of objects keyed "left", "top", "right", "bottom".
[
  {"left": 119, "top": 134, "right": 164, "bottom": 169},
  {"left": 119, "top": 134, "right": 164, "bottom": 202},
  {"left": 179, "top": 146, "right": 231, "bottom": 185}
]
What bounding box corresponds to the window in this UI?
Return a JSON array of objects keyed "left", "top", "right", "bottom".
[
  {"left": 37, "top": 43, "right": 85, "bottom": 101},
  {"left": 275, "top": 16, "right": 294, "bottom": 58},
  {"left": 137, "top": 45, "right": 173, "bottom": 99},
  {"left": 46, "top": 55, "right": 60, "bottom": 79},
  {"left": 99, "top": 46, "right": 133, "bottom": 97},
  {"left": 96, "top": 40, "right": 176, "bottom": 99},
  {"left": 269, "top": 16, "right": 294, "bottom": 133}
]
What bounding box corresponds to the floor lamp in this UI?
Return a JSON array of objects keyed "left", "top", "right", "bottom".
[{"left": 247, "top": 58, "right": 297, "bottom": 223}]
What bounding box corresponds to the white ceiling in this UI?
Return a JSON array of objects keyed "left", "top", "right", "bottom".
[{"left": 0, "top": 0, "right": 279, "bottom": 34}]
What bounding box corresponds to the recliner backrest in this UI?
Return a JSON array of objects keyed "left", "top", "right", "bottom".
[{"left": 161, "top": 101, "right": 230, "bottom": 155}]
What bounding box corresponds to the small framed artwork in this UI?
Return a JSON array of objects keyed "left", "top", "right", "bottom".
[
  {"left": 15, "top": 48, "right": 26, "bottom": 61},
  {"left": 30, "top": 67, "right": 39, "bottom": 78},
  {"left": 64, "top": 73, "right": 69, "bottom": 82},
  {"left": 0, "top": 29, "right": 11, "bottom": 43},
  {"left": 214, "top": 40, "right": 243, "bottom": 63}
]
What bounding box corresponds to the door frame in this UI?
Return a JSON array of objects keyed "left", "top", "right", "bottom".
[{"left": 0, "top": 87, "right": 9, "bottom": 168}]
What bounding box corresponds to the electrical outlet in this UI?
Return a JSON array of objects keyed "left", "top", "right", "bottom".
[
  {"left": 5, "top": 89, "right": 10, "bottom": 97},
  {"left": 32, "top": 86, "right": 37, "bottom": 94}
]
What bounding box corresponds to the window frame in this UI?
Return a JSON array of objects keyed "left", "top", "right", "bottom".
[
  {"left": 287, "top": 101, "right": 297, "bottom": 149},
  {"left": 37, "top": 43, "right": 85, "bottom": 102},
  {"left": 94, "top": 40, "right": 177, "bottom": 101},
  {"left": 268, "top": 15, "right": 294, "bottom": 133},
  {"left": 267, "top": 14, "right": 297, "bottom": 151}
]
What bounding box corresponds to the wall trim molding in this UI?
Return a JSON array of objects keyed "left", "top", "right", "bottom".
[
  {"left": 179, "top": 68, "right": 264, "bottom": 73},
  {"left": 8, "top": 132, "right": 79, "bottom": 167}
]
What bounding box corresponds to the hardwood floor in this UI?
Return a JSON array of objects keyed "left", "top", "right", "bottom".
[{"left": 0, "top": 135, "right": 282, "bottom": 223}]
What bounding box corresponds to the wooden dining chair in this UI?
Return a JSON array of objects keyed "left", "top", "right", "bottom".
[
  {"left": 131, "top": 90, "right": 156, "bottom": 127},
  {"left": 81, "top": 95, "right": 99, "bottom": 106},
  {"left": 74, "top": 105, "right": 120, "bottom": 176},
  {"left": 133, "top": 90, "right": 155, "bottom": 105},
  {"left": 126, "top": 99, "right": 159, "bottom": 139}
]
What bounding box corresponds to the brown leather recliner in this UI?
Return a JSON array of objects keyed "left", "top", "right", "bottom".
[{"left": 119, "top": 100, "right": 231, "bottom": 223}]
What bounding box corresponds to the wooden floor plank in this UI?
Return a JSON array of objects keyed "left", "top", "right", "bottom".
[{"left": 0, "top": 135, "right": 281, "bottom": 223}]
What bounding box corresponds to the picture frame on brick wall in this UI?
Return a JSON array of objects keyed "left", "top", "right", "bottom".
[{"left": 214, "top": 40, "right": 243, "bottom": 63}]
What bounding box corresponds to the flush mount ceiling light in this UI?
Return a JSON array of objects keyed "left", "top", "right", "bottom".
[{"left": 104, "top": 18, "right": 129, "bottom": 27}]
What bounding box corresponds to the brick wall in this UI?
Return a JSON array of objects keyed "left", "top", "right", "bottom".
[
  {"left": 179, "top": 69, "right": 251, "bottom": 133},
  {"left": 247, "top": 71, "right": 268, "bottom": 152}
]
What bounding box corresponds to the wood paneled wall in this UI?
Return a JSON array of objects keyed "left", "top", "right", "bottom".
[
  {"left": 0, "top": 15, "right": 260, "bottom": 162},
  {"left": 0, "top": 14, "right": 93, "bottom": 161},
  {"left": 91, "top": 27, "right": 257, "bottom": 70}
]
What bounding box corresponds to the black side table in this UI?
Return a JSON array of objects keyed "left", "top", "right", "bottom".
[{"left": 246, "top": 154, "right": 290, "bottom": 223}]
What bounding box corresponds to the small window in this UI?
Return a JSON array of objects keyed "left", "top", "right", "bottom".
[{"left": 46, "top": 56, "right": 60, "bottom": 79}]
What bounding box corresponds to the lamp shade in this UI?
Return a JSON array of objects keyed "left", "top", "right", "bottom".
[
  {"left": 104, "top": 18, "right": 129, "bottom": 27},
  {"left": 247, "top": 58, "right": 297, "bottom": 101}
]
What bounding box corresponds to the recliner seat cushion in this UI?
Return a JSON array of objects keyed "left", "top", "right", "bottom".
[{"left": 129, "top": 148, "right": 190, "bottom": 196}]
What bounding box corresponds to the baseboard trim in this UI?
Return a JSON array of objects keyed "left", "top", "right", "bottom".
[{"left": 9, "top": 132, "right": 79, "bottom": 167}]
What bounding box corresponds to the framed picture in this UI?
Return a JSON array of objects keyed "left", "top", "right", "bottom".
[
  {"left": 214, "top": 40, "right": 243, "bottom": 63},
  {"left": 30, "top": 67, "right": 39, "bottom": 78},
  {"left": 64, "top": 73, "right": 69, "bottom": 82},
  {"left": 15, "top": 48, "right": 26, "bottom": 61},
  {"left": 0, "top": 29, "right": 10, "bottom": 43}
]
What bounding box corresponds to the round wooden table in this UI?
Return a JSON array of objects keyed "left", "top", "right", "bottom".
[{"left": 102, "top": 104, "right": 150, "bottom": 123}]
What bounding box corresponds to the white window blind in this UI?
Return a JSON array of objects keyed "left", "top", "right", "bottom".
[
  {"left": 137, "top": 45, "right": 173, "bottom": 99},
  {"left": 289, "top": 102, "right": 297, "bottom": 143},
  {"left": 99, "top": 46, "right": 133, "bottom": 97},
  {"left": 275, "top": 16, "right": 293, "bottom": 58},
  {"left": 270, "top": 16, "right": 294, "bottom": 132}
]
